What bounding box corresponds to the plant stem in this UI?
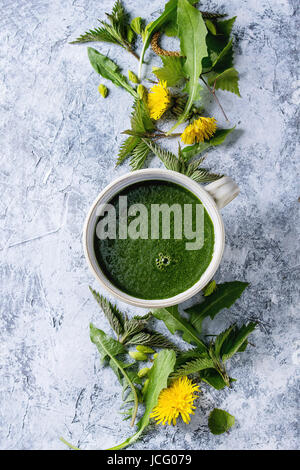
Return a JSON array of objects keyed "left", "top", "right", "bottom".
[
  {"left": 154, "top": 131, "right": 182, "bottom": 140},
  {"left": 200, "top": 76, "right": 229, "bottom": 122},
  {"left": 127, "top": 47, "right": 140, "bottom": 60},
  {"left": 60, "top": 437, "right": 80, "bottom": 450}
]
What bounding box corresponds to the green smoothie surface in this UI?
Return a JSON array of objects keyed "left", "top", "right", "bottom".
[{"left": 94, "top": 180, "right": 214, "bottom": 299}]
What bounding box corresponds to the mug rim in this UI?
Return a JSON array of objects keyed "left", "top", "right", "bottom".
[{"left": 83, "top": 169, "right": 225, "bottom": 308}]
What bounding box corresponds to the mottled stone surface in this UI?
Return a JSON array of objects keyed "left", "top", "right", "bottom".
[{"left": 0, "top": 0, "right": 299, "bottom": 451}]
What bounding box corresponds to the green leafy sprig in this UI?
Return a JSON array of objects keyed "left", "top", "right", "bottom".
[
  {"left": 154, "top": 282, "right": 257, "bottom": 389},
  {"left": 90, "top": 287, "right": 178, "bottom": 351},
  {"left": 90, "top": 324, "right": 140, "bottom": 426},
  {"left": 71, "top": 0, "right": 139, "bottom": 60}
]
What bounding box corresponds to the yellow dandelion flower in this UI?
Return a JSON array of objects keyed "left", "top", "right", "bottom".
[
  {"left": 150, "top": 376, "right": 200, "bottom": 426},
  {"left": 181, "top": 117, "right": 217, "bottom": 145},
  {"left": 147, "top": 80, "right": 171, "bottom": 120}
]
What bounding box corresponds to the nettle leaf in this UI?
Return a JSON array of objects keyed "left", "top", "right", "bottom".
[
  {"left": 172, "top": 353, "right": 214, "bottom": 378},
  {"left": 71, "top": 0, "right": 131, "bottom": 46},
  {"left": 189, "top": 168, "right": 222, "bottom": 183},
  {"left": 126, "top": 331, "right": 179, "bottom": 351},
  {"left": 221, "top": 322, "right": 257, "bottom": 362},
  {"left": 152, "top": 56, "right": 186, "bottom": 87},
  {"left": 168, "top": 0, "right": 208, "bottom": 133},
  {"left": 185, "top": 281, "right": 249, "bottom": 334},
  {"left": 116, "top": 136, "right": 139, "bottom": 166},
  {"left": 131, "top": 99, "right": 154, "bottom": 133},
  {"left": 152, "top": 306, "right": 207, "bottom": 351},
  {"left": 208, "top": 408, "right": 235, "bottom": 435},
  {"left": 143, "top": 139, "right": 182, "bottom": 171},
  {"left": 89, "top": 287, "right": 124, "bottom": 337},
  {"left": 143, "top": 140, "right": 220, "bottom": 182},
  {"left": 71, "top": 25, "right": 120, "bottom": 44},
  {"left": 211, "top": 39, "right": 233, "bottom": 72},
  {"left": 130, "top": 139, "right": 150, "bottom": 171},
  {"left": 181, "top": 127, "right": 235, "bottom": 161},
  {"left": 88, "top": 48, "right": 138, "bottom": 98},
  {"left": 209, "top": 67, "right": 241, "bottom": 97},
  {"left": 109, "top": 349, "right": 176, "bottom": 450}
]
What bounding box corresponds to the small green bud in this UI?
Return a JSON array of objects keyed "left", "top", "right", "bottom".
[
  {"left": 205, "top": 19, "right": 217, "bottom": 35},
  {"left": 137, "top": 367, "right": 150, "bottom": 378},
  {"left": 142, "top": 378, "right": 149, "bottom": 395},
  {"left": 137, "top": 84, "right": 147, "bottom": 101},
  {"left": 136, "top": 345, "right": 155, "bottom": 354},
  {"left": 203, "top": 280, "right": 217, "bottom": 297},
  {"left": 129, "top": 350, "right": 148, "bottom": 361},
  {"left": 128, "top": 70, "right": 139, "bottom": 84},
  {"left": 98, "top": 84, "right": 108, "bottom": 98},
  {"left": 127, "top": 28, "right": 134, "bottom": 44},
  {"left": 153, "top": 353, "right": 158, "bottom": 360}
]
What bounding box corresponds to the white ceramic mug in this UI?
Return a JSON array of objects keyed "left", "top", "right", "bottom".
[{"left": 83, "top": 169, "right": 239, "bottom": 308}]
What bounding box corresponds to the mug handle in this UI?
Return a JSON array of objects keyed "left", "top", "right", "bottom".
[{"left": 205, "top": 176, "right": 239, "bottom": 210}]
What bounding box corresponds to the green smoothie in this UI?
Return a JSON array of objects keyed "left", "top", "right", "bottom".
[{"left": 94, "top": 180, "right": 214, "bottom": 299}]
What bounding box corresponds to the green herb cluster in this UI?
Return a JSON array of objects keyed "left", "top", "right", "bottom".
[
  {"left": 72, "top": 0, "right": 240, "bottom": 173},
  {"left": 61, "top": 281, "right": 257, "bottom": 449}
]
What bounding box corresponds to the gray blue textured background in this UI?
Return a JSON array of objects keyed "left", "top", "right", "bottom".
[{"left": 0, "top": 0, "right": 299, "bottom": 450}]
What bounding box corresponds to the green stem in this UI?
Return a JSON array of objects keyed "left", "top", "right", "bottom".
[
  {"left": 200, "top": 76, "right": 229, "bottom": 122},
  {"left": 60, "top": 437, "right": 80, "bottom": 450},
  {"left": 138, "top": 38, "right": 148, "bottom": 80}
]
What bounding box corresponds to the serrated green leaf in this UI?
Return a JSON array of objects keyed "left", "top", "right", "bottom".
[
  {"left": 88, "top": 48, "right": 138, "bottom": 98},
  {"left": 185, "top": 281, "right": 249, "bottom": 334},
  {"left": 130, "top": 139, "right": 150, "bottom": 170},
  {"left": 152, "top": 306, "right": 207, "bottom": 350},
  {"left": 109, "top": 349, "right": 176, "bottom": 449},
  {"left": 131, "top": 99, "right": 154, "bottom": 133},
  {"left": 221, "top": 322, "right": 257, "bottom": 361},
  {"left": 168, "top": 0, "right": 208, "bottom": 133},
  {"left": 175, "top": 348, "right": 207, "bottom": 367},
  {"left": 126, "top": 331, "right": 179, "bottom": 351},
  {"left": 116, "top": 136, "right": 139, "bottom": 166},
  {"left": 189, "top": 168, "right": 222, "bottom": 183},
  {"left": 143, "top": 139, "right": 181, "bottom": 171},
  {"left": 208, "top": 408, "right": 235, "bottom": 435},
  {"left": 152, "top": 56, "right": 186, "bottom": 87},
  {"left": 89, "top": 287, "right": 124, "bottom": 337},
  {"left": 209, "top": 67, "right": 241, "bottom": 96},
  {"left": 71, "top": 24, "right": 120, "bottom": 45},
  {"left": 143, "top": 140, "right": 219, "bottom": 182},
  {"left": 181, "top": 127, "right": 235, "bottom": 161},
  {"left": 172, "top": 354, "right": 214, "bottom": 378}
]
